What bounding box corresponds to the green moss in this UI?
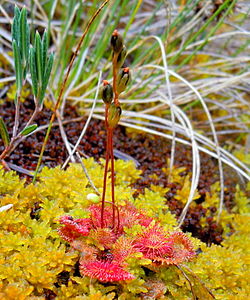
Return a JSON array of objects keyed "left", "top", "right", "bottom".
[{"left": 0, "top": 159, "right": 249, "bottom": 299}]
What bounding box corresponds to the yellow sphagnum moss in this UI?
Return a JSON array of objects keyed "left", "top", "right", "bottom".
[{"left": 0, "top": 159, "right": 249, "bottom": 299}]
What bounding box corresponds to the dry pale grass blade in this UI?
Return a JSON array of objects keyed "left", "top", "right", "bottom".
[
  {"left": 0, "top": 76, "right": 15, "bottom": 84},
  {"left": 60, "top": 49, "right": 88, "bottom": 116},
  {"left": 149, "top": 35, "right": 176, "bottom": 182},
  {"left": 156, "top": 92, "right": 200, "bottom": 226},
  {"left": 91, "top": 110, "right": 250, "bottom": 181},
  {"left": 55, "top": 109, "right": 76, "bottom": 163},
  {"left": 166, "top": 69, "right": 225, "bottom": 222},
  {"left": 76, "top": 152, "right": 100, "bottom": 195},
  {"left": 61, "top": 71, "right": 102, "bottom": 169},
  {"left": 0, "top": 204, "right": 13, "bottom": 212},
  {"left": 135, "top": 62, "right": 225, "bottom": 221}
]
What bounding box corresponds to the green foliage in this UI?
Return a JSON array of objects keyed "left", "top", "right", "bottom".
[
  {"left": 0, "top": 159, "right": 249, "bottom": 299},
  {"left": 30, "top": 31, "right": 54, "bottom": 105},
  {"left": 11, "top": 6, "right": 30, "bottom": 92},
  {"left": 20, "top": 124, "right": 38, "bottom": 136}
]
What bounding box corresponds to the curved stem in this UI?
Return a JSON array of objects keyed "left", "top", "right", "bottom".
[
  {"left": 112, "top": 53, "right": 119, "bottom": 106},
  {"left": 103, "top": 200, "right": 120, "bottom": 233},
  {"left": 12, "top": 92, "right": 21, "bottom": 138},
  {"left": 109, "top": 128, "right": 115, "bottom": 229},
  {"left": 101, "top": 128, "right": 110, "bottom": 228}
]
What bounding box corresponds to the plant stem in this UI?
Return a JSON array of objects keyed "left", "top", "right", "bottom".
[
  {"left": 112, "top": 53, "right": 119, "bottom": 106},
  {"left": 109, "top": 128, "right": 115, "bottom": 229},
  {"left": 0, "top": 104, "right": 40, "bottom": 162},
  {"left": 12, "top": 92, "right": 21, "bottom": 138},
  {"left": 100, "top": 127, "right": 110, "bottom": 228},
  {"left": 0, "top": 159, "right": 11, "bottom": 171}
]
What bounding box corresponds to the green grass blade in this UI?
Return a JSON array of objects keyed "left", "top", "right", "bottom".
[
  {"left": 176, "top": 0, "right": 237, "bottom": 69},
  {"left": 169, "top": 0, "right": 235, "bottom": 66},
  {"left": 123, "top": 0, "right": 142, "bottom": 36}
]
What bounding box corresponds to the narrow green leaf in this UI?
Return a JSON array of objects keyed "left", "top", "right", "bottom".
[
  {"left": 20, "top": 7, "right": 30, "bottom": 81},
  {"left": 20, "top": 124, "right": 38, "bottom": 136},
  {"left": 20, "top": 8, "right": 27, "bottom": 61},
  {"left": 23, "top": 21, "right": 30, "bottom": 79},
  {"left": 14, "top": 5, "right": 21, "bottom": 19},
  {"left": 35, "top": 31, "right": 43, "bottom": 85},
  {"left": 0, "top": 117, "right": 10, "bottom": 147},
  {"left": 39, "top": 53, "right": 54, "bottom": 105},
  {"left": 12, "top": 40, "right": 22, "bottom": 92},
  {"left": 42, "top": 30, "right": 48, "bottom": 76},
  {"left": 12, "top": 5, "right": 20, "bottom": 44},
  {"left": 29, "top": 46, "right": 38, "bottom": 98}
]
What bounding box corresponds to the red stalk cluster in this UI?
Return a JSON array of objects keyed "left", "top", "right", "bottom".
[{"left": 100, "top": 30, "right": 130, "bottom": 229}]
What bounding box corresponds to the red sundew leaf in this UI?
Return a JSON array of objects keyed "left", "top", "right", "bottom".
[
  {"left": 137, "top": 212, "right": 154, "bottom": 227},
  {"left": 80, "top": 260, "right": 135, "bottom": 282},
  {"left": 112, "top": 236, "right": 136, "bottom": 264},
  {"left": 58, "top": 215, "right": 91, "bottom": 242},
  {"left": 58, "top": 226, "right": 81, "bottom": 243},
  {"left": 133, "top": 225, "right": 173, "bottom": 260},
  {"left": 71, "top": 240, "right": 97, "bottom": 261},
  {"left": 118, "top": 202, "right": 153, "bottom": 231},
  {"left": 141, "top": 278, "right": 167, "bottom": 299},
  {"left": 167, "top": 232, "right": 196, "bottom": 263},
  {"left": 89, "top": 227, "right": 117, "bottom": 249},
  {"left": 153, "top": 232, "right": 196, "bottom": 265}
]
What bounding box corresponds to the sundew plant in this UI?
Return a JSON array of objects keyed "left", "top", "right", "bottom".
[{"left": 0, "top": 0, "right": 249, "bottom": 299}]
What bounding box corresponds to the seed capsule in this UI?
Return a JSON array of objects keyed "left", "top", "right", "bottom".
[
  {"left": 116, "top": 45, "right": 127, "bottom": 69},
  {"left": 100, "top": 80, "right": 113, "bottom": 104},
  {"left": 110, "top": 30, "right": 123, "bottom": 54},
  {"left": 117, "top": 67, "right": 131, "bottom": 95},
  {"left": 107, "top": 103, "right": 122, "bottom": 128}
]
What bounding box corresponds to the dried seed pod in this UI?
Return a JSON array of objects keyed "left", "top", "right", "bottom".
[
  {"left": 100, "top": 80, "right": 113, "bottom": 104},
  {"left": 116, "top": 45, "right": 127, "bottom": 69},
  {"left": 107, "top": 103, "right": 122, "bottom": 128},
  {"left": 110, "top": 30, "right": 123, "bottom": 54},
  {"left": 117, "top": 67, "right": 131, "bottom": 95}
]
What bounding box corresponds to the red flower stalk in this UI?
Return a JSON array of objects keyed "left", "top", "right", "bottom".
[
  {"left": 100, "top": 29, "right": 126, "bottom": 230},
  {"left": 133, "top": 225, "right": 173, "bottom": 260},
  {"left": 80, "top": 260, "right": 134, "bottom": 282},
  {"left": 89, "top": 204, "right": 113, "bottom": 229}
]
